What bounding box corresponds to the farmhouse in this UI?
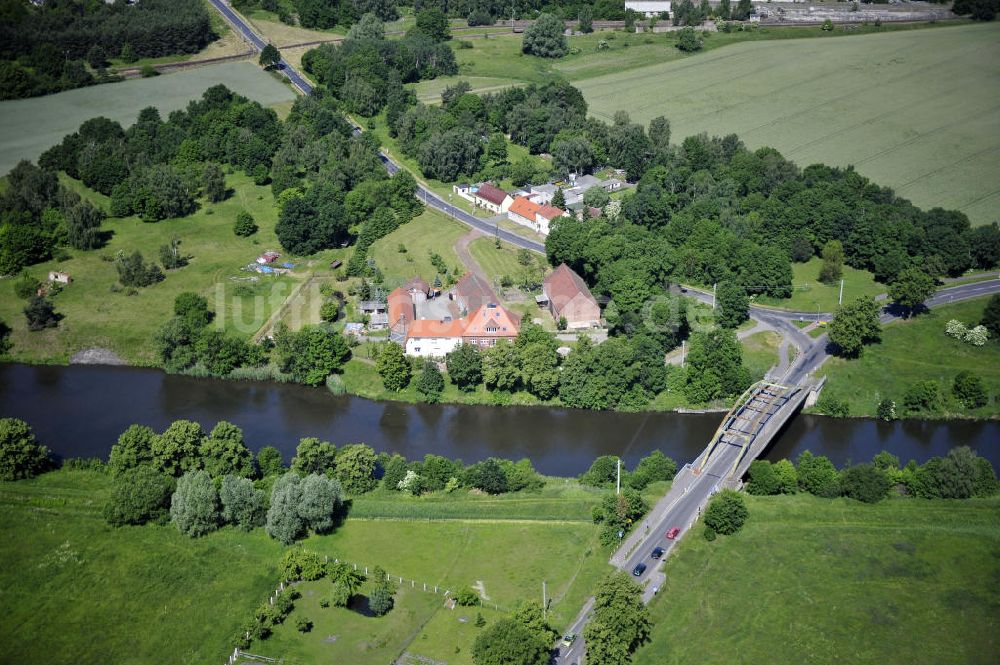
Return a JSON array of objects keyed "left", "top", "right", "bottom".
[
  {"left": 450, "top": 272, "right": 497, "bottom": 315},
  {"left": 536, "top": 204, "right": 569, "bottom": 235},
  {"left": 507, "top": 196, "right": 568, "bottom": 235},
  {"left": 388, "top": 277, "right": 431, "bottom": 342},
  {"left": 405, "top": 303, "right": 521, "bottom": 358},
  {"left": 472, "top": 183, "right": 513, "bottom": 214},
  {"left": 48, "top": 271, "right": 71, "bottom": 284},
  {"left": 542, "top": 264, "right": 601, "bottom": 329},
  {"left": 625, "top": 1, "right": 672, "bottom": 17}
]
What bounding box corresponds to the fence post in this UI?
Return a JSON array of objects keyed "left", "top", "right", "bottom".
[
  {"left": 412, "top": 580, "right": 415, "bottom": 588},
  {"left": 365, "top": 566, "right": 368, "bottom": 575},
  {"left": 423, "top": 583, "right": 426, "bottom": 591}
]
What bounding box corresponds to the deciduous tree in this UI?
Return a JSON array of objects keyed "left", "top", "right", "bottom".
[
  {"left": 376, "top": 342, "right": 412, "bottom": 391},
  {"left": 522, "top": 13, "right": 568, "bottom": 58},
  {"left": 0, "top": 417, "right": 51, "bottom": 480},
  {"left": 828, "top": 296, "right": 881, "bottom": 358},
  {"left": 170, "top": 470, "right": 220, "bottom": 537}
]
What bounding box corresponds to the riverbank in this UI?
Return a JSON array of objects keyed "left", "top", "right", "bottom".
[
  {"left": 634, "top": 493, "right": 1000, "bottom": 665},
  {"left": 3, "top": 362, "right": 999, "bottom": 475}
]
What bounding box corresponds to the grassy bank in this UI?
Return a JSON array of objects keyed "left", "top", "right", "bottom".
[
  {"left": 819, "top": 298, "right": 1000, "bottom": 418},
  {"left": 634, "top": 493, "right": 1000, "bottom": 665},
  {"left": 0, "top": 469, "right": 623, "bottom": 663}
]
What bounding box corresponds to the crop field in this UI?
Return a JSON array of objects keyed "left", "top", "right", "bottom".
[
  {"left": 0, "top": 62, "right": 296, "bottom": 175},
  {"left": 576, "top": 23, "right": 1000, "bottom": 226},
  {"left": 818, "top": 297, "right": 1000, "bottom": 418},
  {"left": 634, "top": 494, "right": 1000, "bottom": 665}
]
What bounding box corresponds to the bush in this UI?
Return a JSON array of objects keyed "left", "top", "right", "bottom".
[
  {"left": 840, "top": 463, "right": 890, "bottom": 503},
  {"left": 13, "top": 272, "right": 40, "bottom": 299},
  {"left": 953, "top": 371, "right": 988, "bottom": 409},
  {"left": 903, "top": 380, "right": 942, "bottom": 414},
  {"left": 234, "top": 211, "right": 258, "bottom": 237},
  {"left": 103, "top": 465, "right": 175, "bottom": 526},
  {"left": 0, "top": 417, "right": 52, "bottom": 481},
  {"left": 703, "top": 526, "right": 717, "bottom": 541},
  {"left": 815, "top": 395, "right": 849, "bottom": 417},
  {"left": 703, "top": 489, "right": 748, "bottom": 535},
  {"left": 454, "top": 587, "right": 481, "bottom": 606},
  {"left": 746, "top": 460, "right": 780, "bottom": 495}
]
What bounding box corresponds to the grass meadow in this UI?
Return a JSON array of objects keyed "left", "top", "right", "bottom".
[
  {"left": 468, "top": 237, "right": 534, "bottom": 284},
  {"left": 742, "top": 330, "right": 782, "bottom": 380},
  {"left": 0, "top": 62, "right": 295, "bottom": 176},
  {"left": 634, "top": 493, "right": 1000, "bottom": 665},
  {"left": 0, "top": 469, "right": 621, "bottom": 664},
  {"left": 0, "top": 173, "right": 348, "bottom": 364},
  {"left": 756, "top": 257, "right": 885, "bottom": 313},
  {"left": 0, "top": 470, "right": 284, "bottom": 665},
  {"left": 575, "top": 22, "right": 1000, "bottom": 226},
  {"left": 818, "top": 297, "right": 1000, "bottom": 418},
  {"left": 368, "top": 207, "right": 468, "bottom": 288}
]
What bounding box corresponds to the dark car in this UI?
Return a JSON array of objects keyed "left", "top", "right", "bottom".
[
  {"left": 666, "top": 527, "right": 681, "bottom": 540},
  {"left": 651, "top": 547, "right": 665, "bottom": 559},
  {"left": 632, "top": 562, "right": 647, "bottom": 576}
]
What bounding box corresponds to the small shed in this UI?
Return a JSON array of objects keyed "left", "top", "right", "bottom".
[
  {"left": 329, "top": 259, "right": 343, "bottom": 270},
  {"left": 48, "top": 271, "right": 72, "bottom": 284},
  {"left": 257, "top": 251, "right": 280, "bottom": 264}
]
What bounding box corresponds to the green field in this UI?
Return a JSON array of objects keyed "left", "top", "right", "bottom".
[
  {"left": 0, "top": 62, "right": 296, "bottom": 175},
  {"left": 575, "top": 23, "right": 1000, "bottom": 226},
  {"left": 635, "top": 493, "right": 1000, "bottom": 665},
  {"left": 757, "top": 257, "right": 885, "bottom": 313},
  {"left": 468, "top": 237, "right": 532, "bottom": 284},
  {"left": 0, "top": 469, "right": 619, "bottom": 664},
  {"left": 368, "top": 207, "right": 468, "bottom": 288},
  {"left": 0, "top": 470, "right": 284, "bottom": 665},
  {"left": 742, "top": 330, "right": 782, "bottom": 380},
  {"left": 819, "top": 298, "right": 1000, "bottom": 417},
  {"left": 0, "top": 173, "right": 344, "bottom": 364}
]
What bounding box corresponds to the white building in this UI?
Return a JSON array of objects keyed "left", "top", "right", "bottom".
[{"left": 625, "top": 1, "right": 673, "bottom": 17}]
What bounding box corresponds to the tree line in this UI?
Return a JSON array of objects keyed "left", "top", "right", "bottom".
[
  {"left": 746, "top": 447, "right": 998, "bottom": 504},
  {"left": 0, "top": 0, "right": 215, "bottom": 100}
]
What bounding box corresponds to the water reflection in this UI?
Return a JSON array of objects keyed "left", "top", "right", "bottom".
[{"left": 1, "top": 363, "right": 996, "bottom": 475}]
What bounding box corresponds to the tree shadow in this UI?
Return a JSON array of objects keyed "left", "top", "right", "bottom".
[{"left": 347, "top": 594, "right": 376, "bottom": 618}]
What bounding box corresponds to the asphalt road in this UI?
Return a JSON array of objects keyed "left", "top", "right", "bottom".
[{"left": 207, "top": 0, "right": 546, "bottom": 253}]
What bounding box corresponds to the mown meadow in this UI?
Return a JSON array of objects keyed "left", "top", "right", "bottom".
[{"left": 634, "top": 493, "right": 1000, "bottom": 665}]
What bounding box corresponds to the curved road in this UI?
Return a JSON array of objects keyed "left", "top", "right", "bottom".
[{"left": 207, "top": 0, "right": 546, "bottom": 253}]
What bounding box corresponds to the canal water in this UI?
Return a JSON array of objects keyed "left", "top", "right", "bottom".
[{"left": 1, "top": 363, "right": 995, "bottom": 475}]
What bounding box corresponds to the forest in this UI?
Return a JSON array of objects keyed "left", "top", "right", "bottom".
[{"left": 0, "top": 0, "right": 216, "bottom": 100}]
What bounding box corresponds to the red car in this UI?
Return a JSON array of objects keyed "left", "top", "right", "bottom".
[{"left": 666, "top": 527, "right": 680, "bottom": 540}]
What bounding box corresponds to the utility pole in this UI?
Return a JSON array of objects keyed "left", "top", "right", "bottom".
[
  {"left": 838, "top": 278, "right": 844, "bottom": 305},
  {"left": 616, "top": 458, "right": 621, "bottom": 495},
  {"left": 542, "top": 581, "right": 547, "bottom": 620},
  {"left": 681, "top": 339, "right": 686, "bottom": 368},
  {"left": 712, "top": 283, "right": 717, "bottom": 309}
]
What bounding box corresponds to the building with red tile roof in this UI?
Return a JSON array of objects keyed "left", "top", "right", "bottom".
[
  {"left": 472, "top": 183, "right": 513, "bottom": 214},
  {"left": 542, "top": 263, "right": 601, "bottom": 329},
  {"left": 450, "top": 272, "right": 498, "bottom": 315}
]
